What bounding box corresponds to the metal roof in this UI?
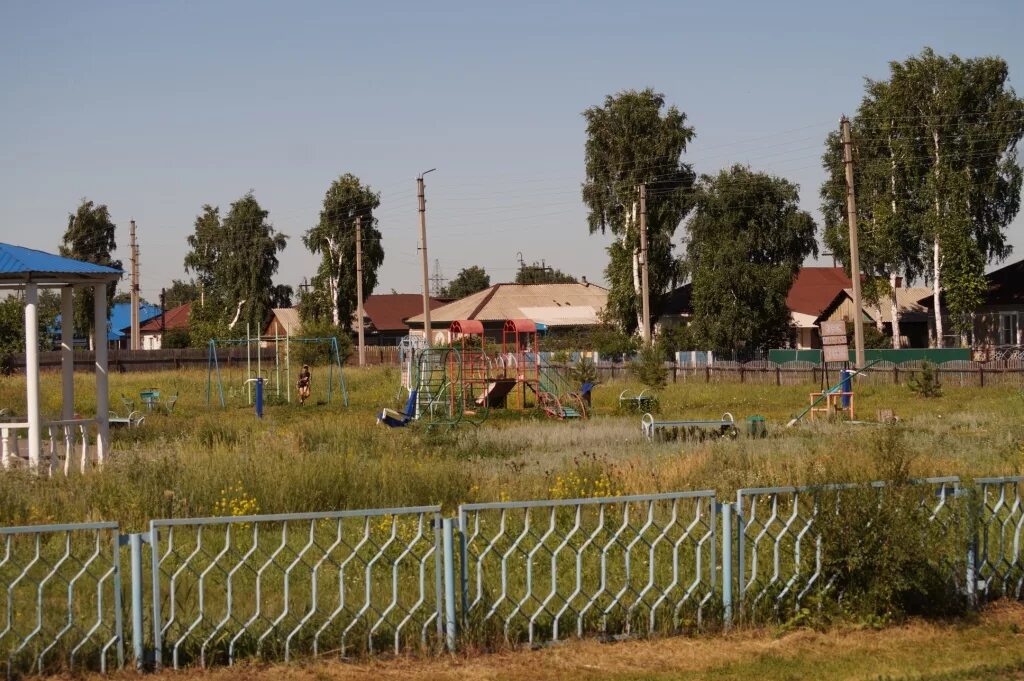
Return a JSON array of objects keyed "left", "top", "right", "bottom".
[
  {"left": 407, "top": 283, "right": 608, "bottom": 327},
  {"left": 0, "top": 243, "right": 122, "bottom": 285}
]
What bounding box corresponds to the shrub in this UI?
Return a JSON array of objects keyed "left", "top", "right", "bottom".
[
  {"left": 569, "top": 357, "right": 599, "bottom": 386},
  {"left": 908, "top": 361, "right": 943, "bottom": 398},
  {"left": 631, "top": 343, "right": 668, "bottom": 388}
]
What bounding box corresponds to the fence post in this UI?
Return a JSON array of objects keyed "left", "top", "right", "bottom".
[
  {"left": 441, "top": 518, "right": 458, "bottom": 651},
  {"left": 720, "top": 502, "right": 733, "bottom": 628},
  {"left": 965, "top": 486, "right": 979, "bottom": 609},
  {"left": 126, "top": 532, "right": 146, "bottom": 670},
  {"left": 979, "top": 365, "right": 985, "bottom": 388}
]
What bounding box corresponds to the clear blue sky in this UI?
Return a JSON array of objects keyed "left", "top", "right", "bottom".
[{"left": 2, "top": 0, "right": 1022, "bottom": 302}]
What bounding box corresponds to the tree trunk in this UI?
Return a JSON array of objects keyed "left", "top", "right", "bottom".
[
  {"left": 931, "top": 129, "right": 944, "bottom": 348},
  {"left": 890, "top": 273, "right": 902, "bottom": 349},
  {"left": 628, "top": 202, "right": 643, "bottom": 332},
  {"left": 325, "top": 237, "right": 341, "bottom": 327},
  {"left": 932, "top": 240, "right": 943, "bottom": 346}
]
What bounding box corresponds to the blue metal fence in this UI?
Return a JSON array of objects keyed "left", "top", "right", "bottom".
[
  {"left": 0, "top": 522, "right": 123, "bottom": 678},
  {"left": 1, "top": 477, "right": 1022, "bottom": 676},
  {"left": 458, "top": 491, "right": 717, "bottom": 645}
]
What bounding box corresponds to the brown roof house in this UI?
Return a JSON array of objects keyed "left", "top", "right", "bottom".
[
  {"left": 138, "top": 303, "right": 192, "bottom": 350},
  {"left": 817, "top": 281, "right": 932, "bottom": 348},
  {"left": 263, "top": 308, "right": 302, "bottom": 338},
  {"left": 921, "top": 257, "right": 1024, "bottom": 351},
  {"left": 361, "top": 294, "right": 448, "bottom": 344},
  {"left": 658, "top": 267, "right": 855, "bottom": 348},
  {"left": 405, "top": 282, "right": 609, "bottom": 344}
]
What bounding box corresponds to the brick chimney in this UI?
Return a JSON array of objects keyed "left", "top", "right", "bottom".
[{"left": 893, "top": 276, "right": 903, "bottom": 288}]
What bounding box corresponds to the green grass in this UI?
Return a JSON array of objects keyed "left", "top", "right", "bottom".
[
  {"left": 1, "top": 367, "right": 1022, "bottom": 675},
  {"left": 0, "top": 366, "right": 1021, "bottom": 530}
]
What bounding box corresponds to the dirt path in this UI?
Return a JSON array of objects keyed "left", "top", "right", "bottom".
[{"left": 49, "top": 603, "right": 1024, "bottom": 681}]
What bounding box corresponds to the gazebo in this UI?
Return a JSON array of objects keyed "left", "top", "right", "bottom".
[{"left": 0, "top": 243, "right": 121, "bottom": 473}]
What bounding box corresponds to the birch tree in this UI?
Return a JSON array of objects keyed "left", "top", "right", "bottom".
[
  {"left": 582, "top": 89, "right": 696, "bottom": 332},
  {"left": 825, "top": 49, "right": 1023, "bottom": 347},
  {"left": 184, "top": 194, "right": 287, "bottom": 336},
  {"left": 302, "top": 174, "right": 383, "bottom": 329}
]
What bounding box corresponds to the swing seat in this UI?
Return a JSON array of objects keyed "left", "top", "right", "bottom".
[{"left": 378, "top": 390, "right": 417, "bottom": 428}]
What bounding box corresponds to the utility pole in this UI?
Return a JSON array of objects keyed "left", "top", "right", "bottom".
[
  {"left": 159, "top": 288, "right": 166, "bottom": 349},
  {"left": 129, "top": 220, "right": 140, "bottom": 350},
  {"left": 638, "top": 183, "right": 651, "bottom": 345},
  {"left": 355, "top": 215, "right": 366, "bottom": 366},
  {"left": 841, "top": 116, "right": 866, "bottom": 368},
  {"left": 418, "top": 168, "right": 436, "bottom": 346}
]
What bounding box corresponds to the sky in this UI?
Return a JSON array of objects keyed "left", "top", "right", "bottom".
[{"left": 2, "top": 0, "right": 1023, "bottom": 303}]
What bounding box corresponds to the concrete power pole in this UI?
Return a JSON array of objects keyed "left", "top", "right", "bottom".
[
  {"left": 417, "top": 169, "right": 436, "bottom": 346},
  {"left": 841, "top": 116, "right": 866, "bottom": 368},
  {"left": 355, "top": 215, "right": 366, "bottom": 367},
  {"left": 129, "top": 220, "right": 140, "bottom": 350},
  {"left": 638, "top": 183, "right": 651, "bottom": 345}
]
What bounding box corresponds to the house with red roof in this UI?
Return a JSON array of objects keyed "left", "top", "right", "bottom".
[
  {"left": 659, "top": 267, "right": 855, "bottom": 347},
  {"left": 138, "top": 302, "right": 191, "bottom": 350},
  {"left": 363, "top": 293, "right": 448, "bottom": 344}
]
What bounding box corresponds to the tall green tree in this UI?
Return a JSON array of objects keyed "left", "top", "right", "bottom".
[
  {"left": 686, "top": 166, "right": 817, "bottom": 356},
  {"left": 825, "top": 48, "right": 1024, "bottom": 346},
  {"left": 821, "top": 87, "right": 928, "bottom": 347},
  {"left": 184, "top": 193, "right": 287, "bottom": 337},
  {"left": 59, "top": 199, "right": 122, "bottom": 345},
  {"left": 582, "top": 88, "right": 697, "bottom": 332},
  {"left": 441, "top": 266, "right": 490, "bottom": 299},
  {"left": 163, "top": 279, "right": 201, "bottom": 309},
  {"left": 515, "top": 261, "right": 577, "bottom": 284},
  {"left": 302, "top": 174, "right": 383, "bottom": 329}
]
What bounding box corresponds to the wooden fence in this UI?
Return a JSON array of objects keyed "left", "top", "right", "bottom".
[
  {"left": 6, "top": 349, "right": 1023, "bottom": 388},
  {"left": 4, "top": 344, "right": 403, "bottom": 374},
  {"left": 580, "top": 359, "right": 1024, "bottom": 388}
]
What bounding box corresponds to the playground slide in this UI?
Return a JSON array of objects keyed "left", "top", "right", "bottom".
[{"left": 475, "top": 378, "right": 518, "bottom": 407}]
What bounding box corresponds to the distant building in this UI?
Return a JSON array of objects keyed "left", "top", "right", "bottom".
[
  {"left": 818, "top": 282, "right": 932, "bottom": 348},
  {"left": 361, "top": 294, "right": 448, "bottom": 345},
  {"left": 138, "top": 303, "right": 192, "bottom": 350},
  {"left": 659, "top": 267, "right": 854, "bottom": 348},
  {"left": 263, "top": 307, "right": 301, "bottom": 338},
  {"left": 405, "top": 282, "right": 609, "bottom": 343},
  {"left": 921, "top": 257, "right": 1024, "bottom": 350},
  {"left": 53, "top": 301, "right": 162, "bottom": 349}
]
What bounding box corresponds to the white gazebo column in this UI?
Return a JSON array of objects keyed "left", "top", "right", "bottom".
[
  {"left": 61, "top": 286, "right": 75, "bottom": 420},
  {"left": 24, "top": 283, "right": 42, "bottom": 470},
  {"left": 93, "top": 283, "right": 109, "bottom": 463}
]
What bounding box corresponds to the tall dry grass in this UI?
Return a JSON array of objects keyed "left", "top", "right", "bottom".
[{"left": 0, "top": 366, "right": 1021, "bottom": 529}]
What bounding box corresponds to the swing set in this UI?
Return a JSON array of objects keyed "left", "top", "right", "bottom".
[{"left": 206, "top": 333, "right": 348, "bottom": 408}]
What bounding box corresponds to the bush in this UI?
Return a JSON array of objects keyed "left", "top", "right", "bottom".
[
  {"left": 569, "top": 357, "right": 599, "bottom": 386},
  {"left": 631, "top": 343, "right": 668, "bottom": 389},
  {"left": 162, "top": 328, "right": 191, "bottom": 349},
  {"left": 908, "top": 361, "right": 943, "bottom": 398},
  {"left": 293, "top": 320, "right": 353, "bottom": 366}
]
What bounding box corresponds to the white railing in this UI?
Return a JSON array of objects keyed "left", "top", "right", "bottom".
[{"left": 1, "top": 418, "right": 98, "bottom": 475}]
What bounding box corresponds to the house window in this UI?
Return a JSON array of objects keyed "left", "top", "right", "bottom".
[{"left": 999, "top": 313, "right": 1020, "bottom": 346}]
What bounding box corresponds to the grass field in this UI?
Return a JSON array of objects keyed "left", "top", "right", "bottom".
[
  {"left": 43, "top": 602, "right": 1024, "bottom": 681},
  {"left": 1, "top": 365, "right": 1022, "bottom": 529}
]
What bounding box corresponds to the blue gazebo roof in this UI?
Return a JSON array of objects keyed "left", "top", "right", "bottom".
[{"left": 0, "top": 243, "right": 122, "bottom": 285}]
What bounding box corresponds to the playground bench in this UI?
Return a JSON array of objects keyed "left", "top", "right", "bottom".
[
  {"left": 619, "top": 389, "right": 658, "bottom": 413},
  {"left": 109, "top": 410, "right": 145, "bottom": 428},
  {"left": 642, "top": 412, "right": 738, "bottom": 442}
]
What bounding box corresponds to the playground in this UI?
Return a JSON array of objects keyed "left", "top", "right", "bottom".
[{"left": 0, "top": 360, "right": 1021, "bottom": 529}]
